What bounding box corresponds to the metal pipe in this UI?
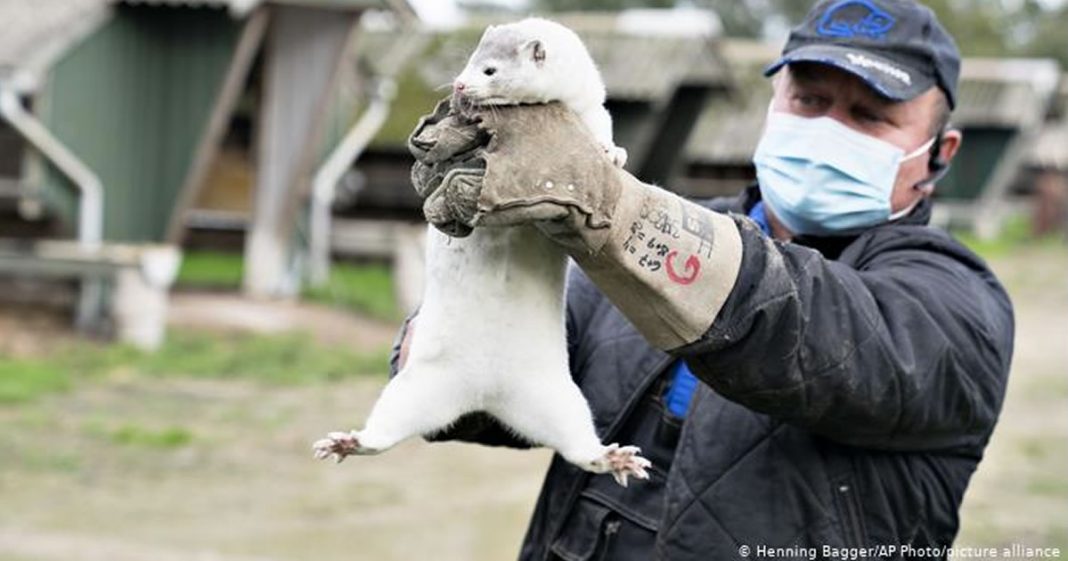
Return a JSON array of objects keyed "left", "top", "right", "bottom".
[
  {"left": 308, "top": 77, "right": 396, "bottom": 286},
  {"left": 306, "top": 25, "right": 429, "bottom": 287},
  {"left": 0, "top": 86, "right": 104, "bottom": 247}
]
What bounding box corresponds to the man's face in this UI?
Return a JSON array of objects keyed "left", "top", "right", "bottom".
[{"left": 769, "top": 62, "right": 961, "bottom": 220}]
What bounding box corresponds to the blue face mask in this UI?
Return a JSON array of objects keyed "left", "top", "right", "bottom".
[{"left": 753, "top": 110, "right": 935, "bottom": 236}]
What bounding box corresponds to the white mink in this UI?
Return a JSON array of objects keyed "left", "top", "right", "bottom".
[{"left": 314, "top": 18, "right": 647, "bottom": 486}]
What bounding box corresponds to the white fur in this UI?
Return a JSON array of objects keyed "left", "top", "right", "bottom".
[
  {"left": 316, "top": 18, "right": 646, "bottom": 482},
  {"left": 453, "top": 17, "right": 627, "bottom": 166}
]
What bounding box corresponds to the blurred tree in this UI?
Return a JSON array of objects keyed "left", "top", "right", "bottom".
[
  {"left": 1018, "top": 4, "right": 1068, "bottom": 65},
  {"left": 529, "top": 0, "right": 673, "bottom": 10},
  {"left": 685, "top": 0, "right": 810, "bottom": 37},
  {"left": 523, "top": 0, "right": 1068, "bottom": 66}
]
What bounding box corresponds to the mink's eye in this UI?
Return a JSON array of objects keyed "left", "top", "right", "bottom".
[{"left": 483, "top": 67, "right": 497, "bottom": 76}]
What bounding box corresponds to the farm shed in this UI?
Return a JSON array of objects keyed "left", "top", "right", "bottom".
[
  {"left": 0, "top": 0, "right": 414, "bottom": 343},
  {"left": 288, "top": 10, "right": 735, "bottom": 306}
]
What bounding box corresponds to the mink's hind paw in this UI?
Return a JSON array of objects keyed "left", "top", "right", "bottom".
[
  {"left": 313, "top": 430, "right": 375, "bottom": 463},
  {"left": 590, "top": 443, "right": 652, "bottom": 487}
]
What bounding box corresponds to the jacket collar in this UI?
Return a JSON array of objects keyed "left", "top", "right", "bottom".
[{"left": 738, "top": 184, "right": 934, "bottom": 259}]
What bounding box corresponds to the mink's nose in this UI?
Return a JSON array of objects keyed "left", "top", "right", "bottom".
[{"left": 453, "top": 81, "right": 466, "bottom": 93}]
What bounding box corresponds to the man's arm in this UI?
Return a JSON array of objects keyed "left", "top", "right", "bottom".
[
  {"left": 681, "top": 219, "right": 1015, "bottom": 451},
  {"left": 405, "top": 99, "right": 1013, "bottom": 452}
]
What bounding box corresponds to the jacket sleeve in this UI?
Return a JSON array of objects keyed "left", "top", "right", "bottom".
[{"left": 682, "top": 218, "right": 1015, "bottom": 451}]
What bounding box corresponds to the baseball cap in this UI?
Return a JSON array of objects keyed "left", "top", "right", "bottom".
[{"left": 764, "top": 0, "right": 961, "bottom": 108}]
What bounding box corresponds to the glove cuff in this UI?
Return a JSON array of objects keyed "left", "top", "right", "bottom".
[{"left": 566, "top": 176, "right": 743, "bottom": 350}]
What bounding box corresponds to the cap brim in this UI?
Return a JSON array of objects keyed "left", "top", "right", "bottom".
[{"left": 764, "top": 44, "right": 934, "bottom": 103}]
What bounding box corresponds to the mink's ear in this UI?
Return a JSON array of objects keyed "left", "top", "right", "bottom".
[{"left": 525, "top": 39, "right": 546, "bottom": 65}]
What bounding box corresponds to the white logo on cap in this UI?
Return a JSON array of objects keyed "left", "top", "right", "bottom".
[{"left": 845, "top": 52, "right": 912, "bottom": 85}]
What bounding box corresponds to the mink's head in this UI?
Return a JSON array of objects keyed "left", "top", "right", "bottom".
[{"left": 452, "top": 18, "right": 590, "bottom": 110}]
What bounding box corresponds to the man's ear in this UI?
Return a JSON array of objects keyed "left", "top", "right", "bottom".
[
  {"left": 939, "top": 128, "right": 962, "bottom": 164},
  {"left": 525, "top": 39, "right": 546, "bottom": 65},
  {"left": 917, "top": 128, "right": 962, "bottom": 194}
]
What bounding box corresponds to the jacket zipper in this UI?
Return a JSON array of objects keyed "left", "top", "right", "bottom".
[
  {"left": 596, "top": 518, "right": 622, "bottom": 561},
  {"left": 836, "top": 482, "right": 866, "bottom": 548},
  {"left": 547, "top": 354, "right": 674, "bottom": 559}
]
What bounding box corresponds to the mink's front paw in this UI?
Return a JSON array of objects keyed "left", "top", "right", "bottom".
[{"left": 604, "top": 145, "right": 628, "bottom": 168}]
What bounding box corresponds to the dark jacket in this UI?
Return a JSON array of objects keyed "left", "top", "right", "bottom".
[{"left": 393, "top": 187, "right": 1015, "bottom": 560}]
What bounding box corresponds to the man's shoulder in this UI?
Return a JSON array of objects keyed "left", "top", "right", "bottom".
[
  {"left": 850, "top": 222, "right": 988, "bottom": 270},
  {"left": 690, "top": 189, "right": 754, "bottom": 215}
]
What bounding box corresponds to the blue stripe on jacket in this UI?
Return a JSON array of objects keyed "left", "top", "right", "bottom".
[{"left": 663, "top": 200, "right": 771, "bottom": 418}]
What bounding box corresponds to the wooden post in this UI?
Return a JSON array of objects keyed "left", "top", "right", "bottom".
[
  {"left": 243, "top": 6, "right": 359, "bottom": 298},
  {"left": 392, "top": 222, "right": 426, "bottom": 315}
]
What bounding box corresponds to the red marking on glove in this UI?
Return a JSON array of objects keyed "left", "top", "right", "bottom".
[{"left": 666, "top": 251, "right": 701, "bottom": 285}]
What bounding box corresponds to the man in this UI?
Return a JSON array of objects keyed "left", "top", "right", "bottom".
[{"left": 396, "top": 1, "right": 1014, "bottom": 559}]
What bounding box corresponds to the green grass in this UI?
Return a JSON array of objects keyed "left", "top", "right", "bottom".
[
  {"left": 177, "top": 251, "right": 400, "bottom": 322},
  {"left": 132, "top": 331, "right": 390, "bottom": 383},
  {"left": 109, "top": 424, "right": 194, "bottom": 449},
  {"left": 953, "top": 214, "right": 1064, "bottom": 260},
  {"left": 302, "top": 261, "right": 400, "bottom": 322},
  {"left": 0, "top": 330, "right": 390, "bottom": 405},
  {"left": 0, "top": 360, "right": 71, "bottom": 404},
  {"left": 176, "top": 251, "right": 245, "bottom": 288}
]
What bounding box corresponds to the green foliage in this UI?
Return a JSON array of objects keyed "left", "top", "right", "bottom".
[
  {"left": 302, "top": 261, "right": 401, "bottom": 322},
  {"left": 0, "top": 330, "right": 390, "bottom": 405},
  {"left": 528, "top": 0, "right": 1068, "bottom": 67}
]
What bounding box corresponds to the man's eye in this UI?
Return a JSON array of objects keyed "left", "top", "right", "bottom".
[
  {"left": 856, "top": 110, "right": 884, "bottom": 123},
  {"left": 793, "top": 94, "right": 826, "bottom": 110}
]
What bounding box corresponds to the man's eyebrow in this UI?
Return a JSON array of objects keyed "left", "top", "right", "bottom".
[
  {"left": 788, "top": 64, "right": 897, "bottom": 108},
  {"left": 787, "top": 63, "right": 827, "bottom": 85},
  {"left": 856, "top": 94, "right": 894, "bottom": 109}
]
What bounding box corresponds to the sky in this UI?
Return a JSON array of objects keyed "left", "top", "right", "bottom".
[{"left": 405, "top": 0, "right": 1068, "bottom": 29}]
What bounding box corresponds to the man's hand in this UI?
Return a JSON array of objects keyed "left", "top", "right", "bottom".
[
  {"left": 407, "top": 97, "right": 744, "bottom": 350},
  {"left": 408, "top": 98, "right": 621, "bottom": 252}
]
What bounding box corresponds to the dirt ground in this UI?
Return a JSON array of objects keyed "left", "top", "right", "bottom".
[{"left": 0, "top": 245, "right": 1065, "bottom": 561}]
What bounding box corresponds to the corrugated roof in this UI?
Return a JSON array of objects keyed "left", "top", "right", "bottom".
[
  {"left": 1029, "top": 121, "right": 1068, "bottom": 170},
  {"left": 686, "top": 45, "right": 1064, "bottom": 165},
  {"left": 120, "top": 0, "right": 406, "bottom": 15},
  {"left": 0, "top": 0, "right": 412, "bottom": 87},
  {"left": 406, "top": 27, "right": 728, "bottom": 103},
  {"left": 954, "top": 58, "right": 1061, "bottom": 128},
  {"left": 0, "top": 0, "right": 112, "bottom": 87},
  {"left": 357, "top": 14, "right": 730, "bottom": 147},
  {"left": 119, "top": 0, "right": 256, "bottom": 16},
  {"left": 685, "top": 40, "right": 776, "bottom": 165}
]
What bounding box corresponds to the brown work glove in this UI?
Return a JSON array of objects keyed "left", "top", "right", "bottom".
[{"left": 407, "top": 97, "right": 743, "bottom": 350}]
